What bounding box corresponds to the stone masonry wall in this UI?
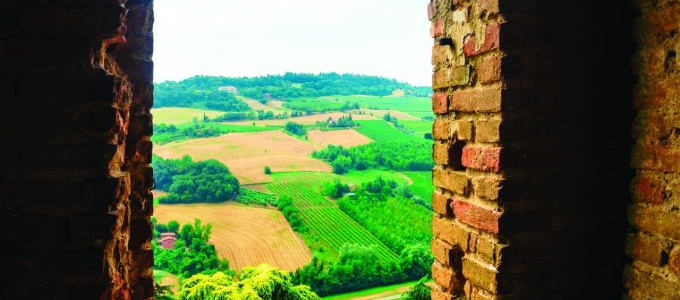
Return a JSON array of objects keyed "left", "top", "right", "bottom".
[
  {"left": 625, "top": 0, "right": 680, "bottom": 299},
  {"left": 0, "top": 0, "right": 154, "bottom": 299},
  {"left": 429, "top": 0, "right": 633, "bottom": 299}
]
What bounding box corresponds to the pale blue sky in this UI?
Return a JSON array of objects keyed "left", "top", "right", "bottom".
[{"left": 153, "top": 0, "right": 432, "bottom": 86}]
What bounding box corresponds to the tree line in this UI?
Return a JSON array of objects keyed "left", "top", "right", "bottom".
[
  {"left": 152, "top": 155, "right": 240, "bottom": 204},
  {"left": 312, "top": 140, "right": 434, "bottom": 174}
]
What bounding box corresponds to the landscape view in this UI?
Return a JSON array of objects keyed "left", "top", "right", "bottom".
[{"left": 151, "top": 73, "right": 435, "bottom": 300}]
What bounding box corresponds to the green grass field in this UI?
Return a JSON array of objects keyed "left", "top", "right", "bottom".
[
  {"left": 322, "top": 280, "right": 419, "bottom": 300},
  {"left": 399, "top": 120, "right": 433, "bottom": 137},
  {"left": 355, "top": 120, "right": 421, "bottom": 142},
  {"left": 403, "top": 171, "right": 434, "bottom": 205},
  {"left": 152, "top": 122, "right": 278, "bottom": 145},
  {"left": 152, "top": 107, "right": 227, "bottom": 124},
  {"left": 266, "top": 172, "right": 400, "bottom": 262},
  {"left": 334, "top": 95, "right": 431, "bottom": 113}
]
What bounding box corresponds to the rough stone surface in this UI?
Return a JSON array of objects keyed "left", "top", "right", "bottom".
[{"left": 0, "top": 1, "right": 154, "bottom": 299}]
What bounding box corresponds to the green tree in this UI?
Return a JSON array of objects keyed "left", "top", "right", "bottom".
[
  {"left": 401, "top": 277, "right": 431, "bottom": 300},
  {"left": 264, "top": 166, "right": 272, "bottom": 174}
]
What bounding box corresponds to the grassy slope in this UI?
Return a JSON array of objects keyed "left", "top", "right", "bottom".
[
  {"left": 402, "top": 171, "right": 434, "bottom": 204},
  {"left": 322, "top": 280, "right": 419, "bottom": 300},
  {"left": 152, "top": 107, "right": 227, "bottom": 124},
  {"left": 399, "top": 120, "right": 433, "bottom": 137},
  {"left": 354, "top": 120, "right": 420, "bottom": 142}
]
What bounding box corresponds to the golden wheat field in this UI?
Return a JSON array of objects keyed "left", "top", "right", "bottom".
[
  {"left": 306, "top": 129, "right": 373, "bottom": 148},
  {"left": 154, "top": 130, "right": 332, "bottom": 184},
  {"left": 154, "top": 202, "right": 312, "bottom": 272}
]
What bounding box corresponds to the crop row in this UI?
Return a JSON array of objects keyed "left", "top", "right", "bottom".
[
  {"left": 300, "top": 207, "right": 399, "bottom": 262},
  {"left": 267, "top": 180, "right": 332, "bottom": 207}
]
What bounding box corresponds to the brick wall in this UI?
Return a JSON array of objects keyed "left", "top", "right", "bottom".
[
  {"left": 625, "top": 0, "right": 680, "bottom": 299},
  {"left": 429, "top": 0, "right": 634, "bottom": 299},
  {"left": 0, "top": 1, "right": 154, "bottom": 299}
]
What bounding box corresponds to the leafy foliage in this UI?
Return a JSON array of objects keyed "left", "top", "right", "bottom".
[
  {"left": 153, "top": 219, "right": 231, "bottom": 278},
  {"left": 284, "top": 122, "right": 307, "bottom": 137},
  {"left": 320, "top": 179, "right": 350, "bottom": 199},
  {"left": 277, "top": 196, "right": 306, "bottom": 232},
  {"left": 401, "top": 277, "right": 432, "bottom": 300},
  {"left": 177, "top": 265, "right": 319, "bottom": 300},
  {"left": 154, "top": 82, "right": 250, "bottom": 111},
  {"left": 313, "top": 140, "right": 433, "bottom": 172},
  {"left": 152, "top": 155, "right": 240, "bottom": 204},
  {"left": 236, "top": 188, "right": 277, "bottom": 206},
  {"left": 155, "top": 73, "right": 430, "bottom": 105}
]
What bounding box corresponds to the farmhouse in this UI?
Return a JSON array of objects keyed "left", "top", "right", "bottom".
[
  {"left": 218, "top": 85, "right": 239, "bottom": 94},
  {"left": 159, "top": 232, "right": 177, "bottom": 249}
]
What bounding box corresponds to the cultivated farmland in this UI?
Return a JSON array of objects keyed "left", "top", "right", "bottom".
[
  {"left": 152, "top": 107, "right": 226, "bottom": 124},
  {"left": 225, "top": 112, "right": 377, "bottom": 126},
  {"left": 307, "top": 129, "right": 373, "bottom": 148},
  {"left": 267, "top": 172, "right": 399, "bottom": 262},
  {"left": 354, "top": 120, "right": 421, "bottom": 142},
  {"left": 154, "top": 202, "right": 312, "bottom": 271},
  {"left": 402, "top": 171, "right": 434, "bottom": 204},
  {"left": 153, "top": 130, "right": 331, "bottom": 184}
]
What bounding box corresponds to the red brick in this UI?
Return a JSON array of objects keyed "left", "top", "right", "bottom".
[
  {"left": 450, "top": 88, "right": 502, "bottom": 112},
  {"left": 433, "top": 67, "right": 470, "bottom": 89},
  {"left": 477, "top": 54, "right": 502, "bottom": 84},
  {"left": 433, "top": 191, "right": 453, "bottom": 216},
  {"left": 434, "top": 143, "right": 450, "bottom": 165},
  {"left": 432, "top": 216, "right": 470, "bottom": 248},
  {"left": 625, "top": 233, "right": 665, "bottom": 266},
  {"left": 631, "top": 144, "right": 680, "bottom": 173},
  {"left": 452, "top": 199, "right": 501, "bottom": 234},
  {"left": 463, "top": 23, "right": 500, "bottom": 57},
  {"left": 433, "top": 262, "right": 464, "bottom": 292},
  {"left": 433, "top": 169, "right": 470, "bottom": 195},
  {"left": 474, "top": 119, "right": 501, "bottom": 142},
  {"left": 431, "top": 19, "right": 445, "bottom": 38},
  {"left": 670, "top": 247, "right": 680, "bottom": 277},
  {"left": 433, "top": 119, "right": 452, "bottom": 140},
  {"left": 427, "top": 2, "right": 436, "bottom": 20},
  {"left": 461, "top": 146, "right": 502, "bottom": 172},
  {"left": 631, "top": 174, "right": 665, "bottom": 205},
  {"left": 433, "top": 93, "right": 449, "bottom": 114}
]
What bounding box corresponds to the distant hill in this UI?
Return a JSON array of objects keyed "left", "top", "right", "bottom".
[{"left": 155, "top": 73, "right": 431, "bottom": 109}]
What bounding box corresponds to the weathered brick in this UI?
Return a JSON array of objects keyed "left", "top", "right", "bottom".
[
  {"left": 433, "top": 119, "right": 452, "bottom": 140},
  {"left": 433, "top": 67, "right": 470, "bottom": 89},
  {"left": 461, "top": 146, "right": 502, "bottom": 172},
  {"left": 431, "top": 18, "right": 445, "bottom": 38},
  {"left": 474, "top": 235, "right": 497, "bottom": 265},
  {"left": 455, "top": 120, "right": 473, "bottom": 141},
  {"left": 462, "top": 257, "right": 498, "bottom": 293},
  {"left": 432, "top": 216, "right": 470, "bottom": 248},
  {"left": 670, "top": 246, "right": 680, "bottom": 277},
  {"left": 433, "top": 169, "right": 470, "bottom": 195},
  {"left": 434, "top": 143, "right": 451, "bottom": 165},
  {"left": 431, "top": 285, "right": 455, "bottom": 300},
  {"left": 625, "top": 233, "right": 665, "bottom": 266},
  {"left": 450, "top": 88, "right": 502, "bottom": 112},
  {"left": 463, "top": 23, "right": 500, "bottom": 57},
  {"left": 433, "top": 191, "right": 453, "bottom": 216},
  {"left": 433, "top": 262, "right": 463, "bottom": 292},
  {"left": 474, "top": 119, "right": 501, "bottom": 143},
  {"left": 630, "top": 205, "right": 680, "bottom": 241},
  {"left": 452, "top": 199, "right": 501, "bottom": 234},
  {"left": 433, "top": 93, "right": 449, "bottom": 114},
  {"left": 477, "top": 54, "right": 502, "bottom": 84},
  {"left": 472, "top": 176, "right": 501, "bottom": 201},
  {"left": 631, "top": 174, "right": 666, "bottom": 205},
  {"left": 631, "top": 144, "right": 680, "bottom": 173},
  {"left": 433, "top": 44, "right": 453, "bottom": 64},
  {"left": 475, "top": 0, "right": 499, "bottom": 15}
]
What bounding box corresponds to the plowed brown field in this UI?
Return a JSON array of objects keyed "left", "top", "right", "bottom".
[
  {"left": 154, "top": 202, "right": 312, "bottom": 272},
  {"left": 154, "top": 130, "right": 331, "bottom": 184}
]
